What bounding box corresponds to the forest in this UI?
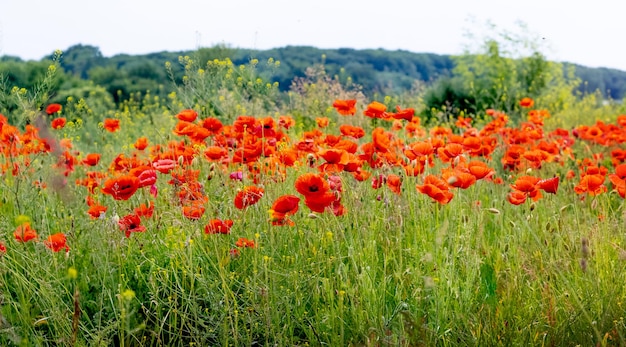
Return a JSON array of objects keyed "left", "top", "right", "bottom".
[{"left": 1, "top": 43, "right": 625, "bottom": 113}]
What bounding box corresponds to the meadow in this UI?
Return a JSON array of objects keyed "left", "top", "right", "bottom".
[{"left": 1, "top": 53, "right": 626, "bottom": 346}]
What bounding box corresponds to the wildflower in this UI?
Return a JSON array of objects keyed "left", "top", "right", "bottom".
[
  {"left": 332, "top": 99, "right": 357, "bottom": 116},
  {"left": 82, "top": 153, "right": 101, "bottom": 166},
  {"left": 101, "top": 175, "right": 140, "bottom": 200},
  {"left": 134, "top": 137, "right": 149, "bottom": 150},
  {"left": 51, "top": 117, "right": 66, "bottom": 129},
  {"left": 416, "top": 175, "right": 453, "bottom": 204},
  {"left": 537, "top": 176, "right": 560, "bottom": 194},
  {"left": 103, "top": 118, "right": 121, "bottom": 132},
  {"left": 519, "top": 97, "right": 534, "bottom": 108},
  {"left": 118, "top": 214, "right": 146, "bottom": 238},
  {"left": 205, "top": 219, "right": 234, "bottom": 234},
  {"left": 363, "top": 101, "right": 387, "bottom": 118},
  {"left": 182, "top": 202, "right": 206, "bottom": 220},
  {"left": 235, "top": 237, "right": 256, "bottom": 248},
  {"left": 176, "top": 109, "right": 198, "bottom": 122},
  {"left": 14, "top": 223, "right": 37, "bottom": 242},
  {"left": 234, "top": 186, "right": 265, "bottom": 209},
  {"left": 270, "top": 195, "right": 300, "bottom": 226},
  {"left": 316, "top": 117, "right": 329, "bottom": 128},
  {"left": 44, "top": 233, "right": 69, "bottom": 252},
  {"left": 87, "top": 204, "right": 108, "bottom": 219},
  {"left": 152, "top": 159, "right": 176, "bottom": 174},
  {"left": 295, "top": 173, "right": 330, "bottom": 198},
  {"left": 0, "top": 242, "right": 6, "bottom": 255},
  {"left": 386, "top": 174, "right": 402, "bottom": 194},
  {"left": 46, "top": 103, "right": 62, "bottom": 115},
  {"left": 134, "top": 201, "right": 155, "bottom": 218},
  {"left": 339, "top": 124, "right": 365, "bottom": 139}
]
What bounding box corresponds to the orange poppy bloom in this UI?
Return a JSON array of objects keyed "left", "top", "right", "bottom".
[
  {"left": 201, "top": 117, "right": 224, "bottom": 134},
  {"left": 437, "top": 143, "right": 464, "bottom": 164},
  {"left": 235, "top": 237, "right": 256, "bottom": 248},
  {"left": 390, "top": 106, "right": 414, "bottom": 121},
  {"left": 103, "top": 118, "right": 121, "bottom": 132},
  {"left": 339, "top": 124, "right": 365, "bottom": 139},
  {"left": 82, "top": 153, "right": 101, "bottom": 166},
  {"left": 118, "top": 214, "right": 146, "bottom": 238},
  {"left": 574, "top": 174, "right": 607, "bottom": 196},
  {"left": 134, "top": 201, "right": 155, "bottom": 218},
  {"left": 467, "top": 161, "right": 494, "bottom": 180},
  {"left": 51, "top": 117, "right": 66, "bottom": 129},
  {"left": 205, "top": 219, "right": 234, "bottom": 234},
  {"left": 364, "top": 101, "right": 387, "bottom": 118},
  {"left": 332, "top": 99, "right": 357, "bottom": 116},
  {"left": 101, "top": 175, "right": 140, "bottom": 200},
  {"left": 318, "top": 149, "right": 349, "bottom": 173},
  {"left": 278, "top": 115, "right": 295, "bottom": 129},
  {"left": 14, "top": 223, "right": 37, "bottom": 242},
  {"left": 204, "top": 146, "right": 228, "bottom": 161},
  {"left": 134, "top": 137, "right": 149, "bottom": 150},
  {"left": 316, "top": 117, "right": 330, "bottom": 128},
  {"left": 386, "top": 174, "right": 402, "bottom": 195},
  {"left": 182, "top": 202, "right": 206, "bottom": 220},
  {"left": 176, "top": 109, "right": 198, "bottom": 122},
  {"left": 507, "top": 191, "right": 527, "bottom": 205},
  {"left": 443, "top": 170, "right": 476, "bottom": 189},
  {"left": 416, "top": 175, "right": 453, "bottom": 204},
  {"left": 44, "top": 233, "right": 69, "bottom": 252},
  {"left": 87, "top": 204, "right": 108, "bottom": 219},
  {"left": 519, "top": 97, "right": 534, "bottom": 108},
  {"left": 234, "top": 186, "right": 265, "bottom": 209}
]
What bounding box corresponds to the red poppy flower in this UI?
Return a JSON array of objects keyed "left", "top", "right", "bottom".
[
  {"left": 235, "top": 237, "right": 256, "bottom": 248},
  {"left": 46, "top": 103, "right": 62, "bottom": 115},
  {"left": 14, "top": 223, "right": 37, "bottom": 242},
  {"left": 234, "top": 186, "right": 265, "bottom": 209},
  {"left": 205, "top": 219, "right": 234, "bottom": 234},
  {"left": 152, "top": 159, "right": 176, "bottom": 174},
  {"left": 134, "top": 137, "right": 149, "bottom": 150},
  {"left": 0, "top": 242, "right": 6, "bottom": 255},
  {"left": 103, "top": 118, "right": 120, "bottom": 132},
  {"left": 44, "top": 233, "right": 69, "bottom": 252},
  {"left": 134, "top": 201, "right": 155, "bottom": 218},
  {"left": 82, "top": 153, "right": 101, "bottom": 166},
  {"left": 316, "top": 117, "right": 329, "bottom": 128},
  {"left": 51, "top": 117, "right": 66, "bottom": 129},
  {"left": 295, "top": 173, "right": 330, "bottom": 198},
  {"left": 118, "top": 214, "right": 146, "bottom": 238},
  {"left": 364, "top": 101, "right": 387, "bottom": 118},
  {"left": 87, "top": 204, "right": 107, "bottom": 219},
  {"left": 507, "top": 191, "right": 527, "bottom": 205},
  {"left": 416, "top": 175, "right": 454, "bottom": 204},
  {"left": 390, "top": 106, "right": 414, "bottom": 121},
  {"left": 537, "top": 176, "right": 559, "bottom": 194},
  {"left": 182, "top": 202, "right": 206, "bottom": 220},
  {"left": 304, "top": 191, "right": 337, "bottom": 213},
  {"left": 519, "top": 97, "right": 534, "bottom": 108},
  {"left": 270, "top": 195, "right": 300, "bottom": 225},
  {"left": 176, "top": 109, "right": 198, "bottom": 122},
  {"left": 332, "top": 99, "right": 357, "bottom": 116},
  {"left": 386, "top": 174, "right": 402, "bottom": 194},
  {"left": 339, "top": 124, "right": 365, "bottom": 139},
  {"left": 102, "top": 175, "right": 140, "bottom": 200}
]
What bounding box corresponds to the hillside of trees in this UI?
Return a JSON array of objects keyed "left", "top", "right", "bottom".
[{"left": 1, "top": 43, "right": 625, "bottom": 115}]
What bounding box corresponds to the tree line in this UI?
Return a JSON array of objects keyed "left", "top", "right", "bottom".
[{"left": 1, "top": 43, "right": 625, "bottom": 116}]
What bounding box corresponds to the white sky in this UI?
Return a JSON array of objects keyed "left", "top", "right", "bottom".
[{"left": 1, "top": 0, "right": 625, "bottom": 71}]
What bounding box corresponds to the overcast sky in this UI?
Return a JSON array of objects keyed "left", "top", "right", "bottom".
[{"left": 1, "top": 0, "right": 625, "bottom": 71}]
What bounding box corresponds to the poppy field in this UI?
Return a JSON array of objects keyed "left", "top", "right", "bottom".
[{"left": 2, "top": 58, "right": 626, "bottom": 346}]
